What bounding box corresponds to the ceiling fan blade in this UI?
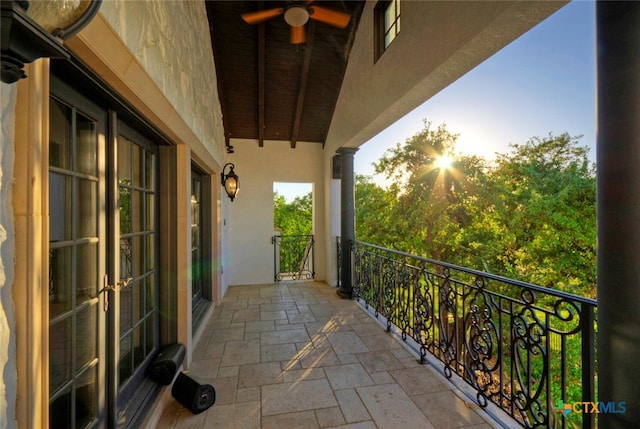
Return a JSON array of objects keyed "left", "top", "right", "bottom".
[
  {"left": 290, "top": 25, "right": 306, "bottom": 44},
  {"left": 308, "top": 5, "right": 351, "bottom": 29},
  {"left": 241, "top": 8, "right": 284, "bottom": 25}
]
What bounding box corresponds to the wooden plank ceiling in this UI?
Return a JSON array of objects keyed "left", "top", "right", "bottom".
[{"left": 205, "top": 1, "right": 365, "bottom": 149}]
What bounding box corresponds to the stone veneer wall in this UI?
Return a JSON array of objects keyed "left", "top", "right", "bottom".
[{"left": 99, "top": 0, "right": 226, "bottom": 162}]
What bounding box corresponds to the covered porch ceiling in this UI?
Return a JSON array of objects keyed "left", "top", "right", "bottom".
[{"left": 205, "top": 1, "right": 366, "bottom": 150}]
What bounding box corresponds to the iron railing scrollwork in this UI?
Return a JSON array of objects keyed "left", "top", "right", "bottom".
[
  {"left": 345, "top": 240, "right": 597, "bottom": 429},
  {"left": 272, "top": 234, "right": 315, "bottom": 281}
]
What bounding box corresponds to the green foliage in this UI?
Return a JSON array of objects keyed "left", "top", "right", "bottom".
[
  {"left": 273, "top": 191, "right": 312, "bottom": 235},
  {"left": 356, "top": 121, "right": 596, "bottom": 298},
  {"left": 355, "top": 175, "right": 398, "bottom": 248},
  {"left": 487, "top": 134, "right": 597, "bottom": 295}
]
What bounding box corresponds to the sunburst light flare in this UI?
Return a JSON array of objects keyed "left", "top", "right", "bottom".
[{"left": 436, "top": 155, "right": 453, "bottom": 170}]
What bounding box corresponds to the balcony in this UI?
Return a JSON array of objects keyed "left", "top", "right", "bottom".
[
  {"left": 155, "top": 241, "right": 596, "bottom": 428},
  {"left": 156, "top": 281, "right": 495, "bottom": 428}
]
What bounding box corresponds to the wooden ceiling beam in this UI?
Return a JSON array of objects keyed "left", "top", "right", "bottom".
[
  {"left": 290, "top": 21, "right": 316, "bottom": 149},
  {"left": 258, "top": 2, "right": 266, "bottom": 147}
]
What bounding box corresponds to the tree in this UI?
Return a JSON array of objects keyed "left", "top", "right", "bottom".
[
  {"left": 372, "top": 120, "right": 490, "bottom": 262},
  {"left": 356, "top": 121, "right": 596, "bottom": 297},
  {"left": 273, "top": 191, "right": 312, "bottom": 235},
  {"left": 354, "top": 175, "right": 398, "bottom": 247},
  {"left": 482, "top": 133, "right": 597, "bottom": 296}
]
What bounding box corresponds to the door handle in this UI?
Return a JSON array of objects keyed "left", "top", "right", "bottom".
[
  {"left": 101, "top": 275, "right": 134, "bottom": 311},
  {"left": 118, "top": 277, "right": 134, "bottom": 288}
]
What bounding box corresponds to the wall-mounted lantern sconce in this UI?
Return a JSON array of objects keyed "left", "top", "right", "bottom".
[
  {"left": 1, "top": 0, "right": 102, "bottom": 84},
  {"left": 221, "top": 163, "right": 239, "bottom": 202}
]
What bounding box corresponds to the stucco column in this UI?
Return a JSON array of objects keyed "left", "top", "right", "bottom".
[
  {"left": 596, "top": 2, "right": 640, "bottom": 428},
  {"left": 337, "top": 147, "right": 358, "bottom": 299}
]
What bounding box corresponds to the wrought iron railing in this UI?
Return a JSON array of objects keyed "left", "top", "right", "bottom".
[
  {"left": 272, "top": 234, "right": 315, "bottom": 281},
  {"left": 346, "top": 240, "right": 597, "bottom": 429}
]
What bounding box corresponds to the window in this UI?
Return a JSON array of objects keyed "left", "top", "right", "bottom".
[
  {"left": 375, "top": 0, "right": 401, "bottom": 61},
  {"left": 191, "top": 164, "right": 212, "bottom": 333}
]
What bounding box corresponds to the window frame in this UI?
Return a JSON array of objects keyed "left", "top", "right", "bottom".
[
  {"left": 374, "top": 0, "right": 401, "bottom": 62},
  {"left": 190, "top": 162, "right": 213, "bottom": 334}
]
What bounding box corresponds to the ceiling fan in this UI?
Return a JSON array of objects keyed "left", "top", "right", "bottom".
[{"left": 241, "top": 1, "right": 352, "bottom": 44}]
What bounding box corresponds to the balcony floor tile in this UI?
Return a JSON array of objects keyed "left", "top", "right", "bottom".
[{"left": 156, "top": 281, "right": 500, "bottom": 429}]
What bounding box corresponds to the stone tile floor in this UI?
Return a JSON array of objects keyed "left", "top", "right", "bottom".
[{"left": 155, "top": 282, "right": 499, "bottom": 428}]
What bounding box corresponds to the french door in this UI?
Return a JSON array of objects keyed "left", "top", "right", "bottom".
[
  {"left": 49, "top": 77, "right": 160, "bottom": 428},
  {"left": 115, "top": 124, "right": 160, "bottom": 417}
]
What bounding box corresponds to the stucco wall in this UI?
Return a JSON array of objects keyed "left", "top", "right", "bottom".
[
  {"left": 98, "top": 0, "right": 226, "bottom": 164},
  {"left": 226, "top": 140, "right": 326, "bottom": 286},
  {"left": 325, "top": 0, "right": 566, "bottom": 153},
  {"left": 0, "top": 83, "right": 17, "bottom": 429}
]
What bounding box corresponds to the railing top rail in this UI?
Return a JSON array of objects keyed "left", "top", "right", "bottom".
[
  {"left": 274, "top": 234, "right": 314, "bottom": 238},
  {"left": 354, "top": 240, "right": 598, "bottom": 306}
]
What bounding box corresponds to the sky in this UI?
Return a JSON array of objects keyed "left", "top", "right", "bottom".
[
  {"left": 276, "top": 0, "right": 596, "bottom": 200},
  {"left": 274, "top": 182, "right": 312, "bottom": 201},
  {"left": 355, "top": 0, "right": 596, "bottom": 180}
]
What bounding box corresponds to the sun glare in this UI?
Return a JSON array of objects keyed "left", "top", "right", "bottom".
[{"left": 436, "top": 155, "right": 453, "bottom": 170}]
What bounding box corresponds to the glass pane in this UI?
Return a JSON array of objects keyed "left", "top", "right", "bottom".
[
  {"left": 192, "top": 249, "right": 201, "bottom": 300},
  {"left": 133, "top": 324, "right": 145, "bottom": 368},
  {"left": 145, "top": 152, "right": 155, "bottom": 191},
  {"left": 145, "top": 274, "right": 155, "bottom": 314},
  {"left": 385, "top": 29, "right": 396, "bottom": 48},
  {"left": 75, "top": 304, "right": 97, "bottom": 370},
  {"left": 119, "top": 334, "right": 132, "bottom": 386},
  {"left": 120, "top": 284, "right": 132, "bottom": 334},
  {"left": 76, "top": 366, "right": 98, "bottom": 429},
  {"left": 49, "top": 99, "right": 71, "bottom": 170},
  {"left": 146, "top": 234, "right": 155, "bottom": 273},
  {"left": 132, "top": 144, "right": 143, "bottom": 187},
  {"left": 118, "top": 138, "right": 131, "bottom": 183},
  {"left": 75, "top": 112, "right": 97, "bottom": 176},
  {"left": 133, "top": 280, "right": 143, "bottom": 325},
  {"left": 50, "top": 247, "right": 73, "bottom": 317},
  {"left": 192, "top": 226, "right": 200, "bottom": 251},
  {"left": 145, "top": 316, "right": 155, "bottom": 356},
  {"left": 132, "top": 236, "right": 143, "bottom": 278},
  {"left": 49, "top": 387, "right": 72, "bottom": 429},
  {"left": 120, "top": 237, "right": 133, "bottom": 279},
  {"left": 76, "top": 243, "right": 98, "bottom": 304},
  {"left": 76, "top": 179, "right": 97, "bottom": 239},
  {"left": 119, "top": 186, "right": 131, "bottom": 235},
  {"left": 191, "top": 196, "right": 199, "bottom": 226},
  {"left": 132, "top": 190, "right": 143, "bottom": 233},
  {"left": 50, "top": 317, "right": 72, "bottom": 394},
  {"left": 384, "top": 2, "right": 395, "bottom": 31},
  {"left": 49, "top": 173, "right": 72, "bottom": 242},
  {"left": 146, "top": 193, "right": 155, "bottom": 231}
]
